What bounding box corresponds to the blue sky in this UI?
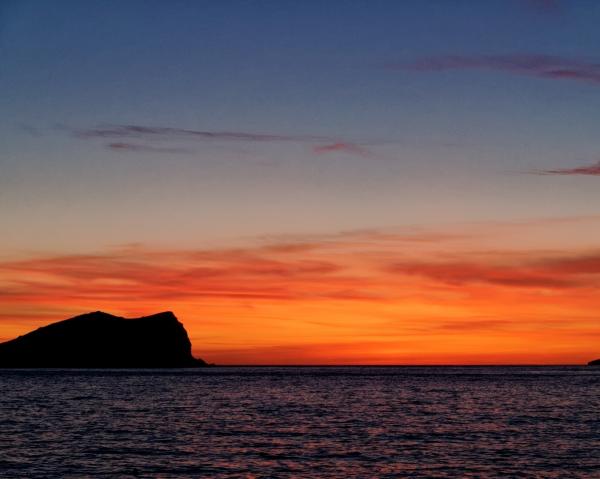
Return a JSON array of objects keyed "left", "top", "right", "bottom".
[{"left": 1, "top": 0, "right": 600, "bottom": 254}]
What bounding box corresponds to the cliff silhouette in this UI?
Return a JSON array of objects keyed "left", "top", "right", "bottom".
[
  {"left": 0, "top": 311, "right": 207, "bottom": 368},
  {"left": 588, "top": 358, "right": 600, "bottom": 366}
]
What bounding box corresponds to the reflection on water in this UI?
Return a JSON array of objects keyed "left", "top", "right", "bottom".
[{"left": 0, "top": 366, "right": 598, "bottom": 478}]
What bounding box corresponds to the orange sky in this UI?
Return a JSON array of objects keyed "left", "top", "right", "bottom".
[{"left": 1, "top": 217, "right": 599, "bottom": 365}]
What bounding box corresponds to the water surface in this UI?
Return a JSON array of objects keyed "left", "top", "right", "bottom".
[{"left": 0, "top": 366, "right": 598, "bottom": 477}]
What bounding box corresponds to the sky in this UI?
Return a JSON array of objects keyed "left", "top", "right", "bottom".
[{"left": 1, "top": 0, "right": 600, "bottom": 364}]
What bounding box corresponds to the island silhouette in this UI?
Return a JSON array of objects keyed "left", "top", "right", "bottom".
[
  {"left": 589, "top": 358, "right": 600, "bottom": 366},
  {"left": 0, "top": 311, "right": 207, "bottom": 368}
]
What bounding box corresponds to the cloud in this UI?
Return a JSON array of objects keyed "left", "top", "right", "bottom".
[
  {"left": 72, "top": 124, "right": 370, "bottom": 157},
  {"left": 3, "top": 229, "right": 600, "bottom": 323},
  {"left": 535, "top": 253, "right": 600, "bottom": 275},
  {"left": 394, "top": 54, "right": 600, "bottom": 86},
  {"left": 75, "top": 124, "right": 329, "bottom": 143},
  {"left": 537, "top": 161, "right": 600, "bottom": 176},
  {"left": 389, "top": 260, "right": 577, "bottom": 289},
  {"left": 0, "top": 246, "right": 356, "bottom": 307},
  {"left": 107, "top": 142, "right": 191, "bottom": 154},
  {"left": 337, "top": 229, "right": 471, "bottom": 244},
  {"left": 0, "top": 225, "right": 477, "bottom": 312},
  {"left": 434, "top": 319, "right": 513, "bottom": 332},
  {"left": 4, "top": 222, "right": 600, "bottom": 365},
  {"left": 389, "top": 251, "right": 600, "bottom": 290},
  {"left": 313, "top": 142, "right": 371, "bottom": 157}
]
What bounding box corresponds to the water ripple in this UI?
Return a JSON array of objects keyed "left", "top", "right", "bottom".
[{"left": 0, "top": 366, "right": 599, "bottom": 478}]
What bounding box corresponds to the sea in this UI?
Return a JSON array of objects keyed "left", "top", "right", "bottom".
[{"left": 0, "top": 366, "right": 598, "bottom": 478}]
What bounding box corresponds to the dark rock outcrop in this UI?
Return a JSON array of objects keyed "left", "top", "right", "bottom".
[
  {"left": 588, "top": 358, "right": 600, "bottom": 366},
  {"left": 0, "top": 311, "right": 207, "bottom": 368}
]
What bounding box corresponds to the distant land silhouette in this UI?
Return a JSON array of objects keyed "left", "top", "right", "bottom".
[
  {"left": 0, "top": 311, "right": 207, "bottom": 368},
  {"left": 588, "top": 358, "right": 600, "bottom": 366}
]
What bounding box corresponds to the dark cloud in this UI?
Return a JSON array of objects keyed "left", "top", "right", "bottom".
[
  {"left": 75, "top": 124, "right": 328, "bottom": 143},
  {"left": 393, "top": 54, "right": 600, "bottom": 86},
  {"left": 73, "top": 124, "right": 370, "bottom": 157},
  {"left": 107, "top": 142, "right": 191, "bottom": 154}
]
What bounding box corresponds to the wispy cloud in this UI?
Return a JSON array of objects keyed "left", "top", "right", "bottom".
[
  {"left": 389, "top": 260, "right": 578, "bottom": 289},
  {"left": 75, "top": 124, "right": 328, "bottom": 143},
  {"left": 394, "top": 54, "right": 600, "bottom": 86},
  {"left": 3, "top": 220, "right": 600, "bottom": 363},
  {"left": 0, "top": 246, "right": 354, "bottom": 306},
  {"left": 313, "top": 142, "right": 371, "bottom": 158},
  {"left": 389, "top": 250, "right": 600, "bottom": 290},
  {"left": 537, "top": 160, "right": 600, "bottom": 176},
  {"left": 3, "top": 226, "right": 600, "bottom": 317},
  {"left": 72, "top": 124, "right": 371, "bottom": 157},
  {"left": 107, "top": 142, "right": 191, "bottom": 154}
]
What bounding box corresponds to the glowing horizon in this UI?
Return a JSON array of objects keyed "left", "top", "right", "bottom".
[{"left": 2, "top": 217, "right": 600, "bottom": 365}]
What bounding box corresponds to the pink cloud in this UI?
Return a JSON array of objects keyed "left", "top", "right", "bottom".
[
  {"left": 538, "top": 161, "right": 600, "bottom": 176},
  {"left": 394, "top": 54, "right": 600, "bottom": 86},
  {"left": 313, "top": 142, "right": 371, "bottom": 157}
]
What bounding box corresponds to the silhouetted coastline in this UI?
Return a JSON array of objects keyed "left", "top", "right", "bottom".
[{"left": 0, "top": 311, "right": 206, "bottom": 368}]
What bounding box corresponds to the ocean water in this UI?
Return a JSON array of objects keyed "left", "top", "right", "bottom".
[{"left": 0, "top": 366, "right": 598, "bottom": 478}]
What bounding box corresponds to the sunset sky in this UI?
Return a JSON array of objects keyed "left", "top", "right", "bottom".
[{"left": 2, "top": 0, "right": 600, "bottom": 364}]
